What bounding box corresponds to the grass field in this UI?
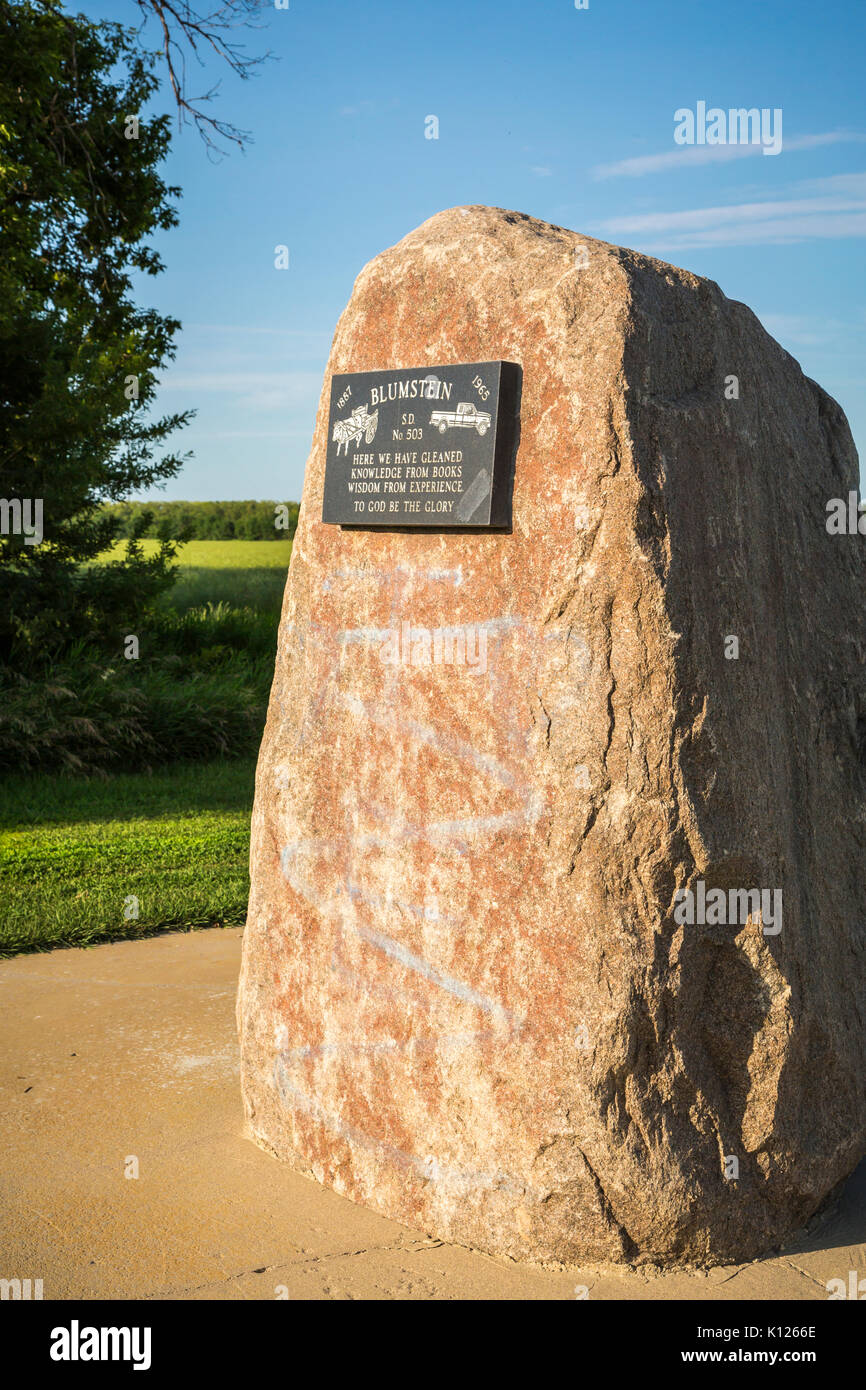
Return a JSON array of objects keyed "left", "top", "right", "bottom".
[
  {"left": 104, "top": 538, "right": 292, "bottom": 567},
  {"left": 110, "top": 537, "right": 291, "bottom": 612},
  {"left": 1, "top": 538, "right": 291, "bottom": 956},
  {"left": 0, "top": 760, "right": 255, "bottom": 957}
]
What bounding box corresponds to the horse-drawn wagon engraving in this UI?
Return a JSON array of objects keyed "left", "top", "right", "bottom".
[{"left": 332, "top": 403, "right": 379, "bottom": 455}]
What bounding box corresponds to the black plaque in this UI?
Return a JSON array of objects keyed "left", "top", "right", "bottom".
[{"left": 321, "top": 360, "right": 519, "bottom": 527}]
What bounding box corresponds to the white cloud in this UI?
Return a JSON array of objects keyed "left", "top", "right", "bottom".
[
  {"left": 192, "top": 430, "right": 313, "bottom": 440},
  {"left": 606, "top": 195, "right": 866, "bottom": 234},
  {"left": 531, "top": 165, "right": 553, "bottom": 177},
  {"left": 754, "top": 314, "right": 830, "bottom": 347},
  {"left": 184, "top": 324, "right": 331, "bottom": 340},
  {"left": 600, "top": 180, "right": 866, "bottom": 249},
  {"left": 752, "top": 311, "right": 866, "bottom": 355},
  {"left": 795, "top": 171, "right": 866, "bottom": 197},
  {"left": 608, "top": 193, "right": 866, "bottom": 230},
  {"left": 159, "top": 371, "right": 322, "bottom": 411},
  {"left": 593, "top": 131, "right": 866, "bottom": 180}
]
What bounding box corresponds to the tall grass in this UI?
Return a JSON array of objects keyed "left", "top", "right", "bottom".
[
  {"left": 164, "top": 566, "right": 286, "bottom": 613},
  {"left": 0, "top": 599, "right": 281, "bottom": 775},
  {"left": 0, "top": 656, "right": 269, "bottom": 775}
]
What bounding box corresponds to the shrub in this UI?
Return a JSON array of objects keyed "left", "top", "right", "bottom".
[{"left": 0, "top": 650, "right": 271, "bottom": 775}]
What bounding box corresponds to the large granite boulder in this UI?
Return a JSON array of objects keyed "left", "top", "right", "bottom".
[{"left": 237, "top": 206, "right": 866, "bottom": 1265}]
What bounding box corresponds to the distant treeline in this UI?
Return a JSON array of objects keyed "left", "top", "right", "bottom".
[{"left": 104, "top": 500, "right": 300, "bottom": 541}]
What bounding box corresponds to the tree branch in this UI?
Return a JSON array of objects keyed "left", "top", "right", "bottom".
[{"left": 133, "top": 0, "right": 271, "bottom": 154}]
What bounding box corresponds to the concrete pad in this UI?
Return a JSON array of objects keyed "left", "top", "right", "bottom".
[{"left": 0, "top": 928, "right": 861, "bottom": 1300}]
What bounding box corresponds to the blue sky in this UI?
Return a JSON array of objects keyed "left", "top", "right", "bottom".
[{"left": 83, "top": 0, "right": 865, "bottom": 500}]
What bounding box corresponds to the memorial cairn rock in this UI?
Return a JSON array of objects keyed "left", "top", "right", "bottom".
[{"left": 237, "top": 205, "right": 866, "bottom": 1266}]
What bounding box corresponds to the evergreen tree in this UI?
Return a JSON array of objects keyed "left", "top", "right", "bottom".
[{"left": 0, "top": 0, "right": 191, "bottom": 663}]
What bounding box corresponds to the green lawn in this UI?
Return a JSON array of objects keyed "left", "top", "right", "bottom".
[
  {"left": 0, "top": 759, "right": 256, "bottom": 957},
  {"left": 1, "top": 537, "right": 291, "bottom": 956}
]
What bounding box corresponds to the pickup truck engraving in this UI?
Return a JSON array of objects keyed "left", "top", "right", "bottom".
[{"left": 429, "top": 401, "right": 491, "bottom": 436}]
